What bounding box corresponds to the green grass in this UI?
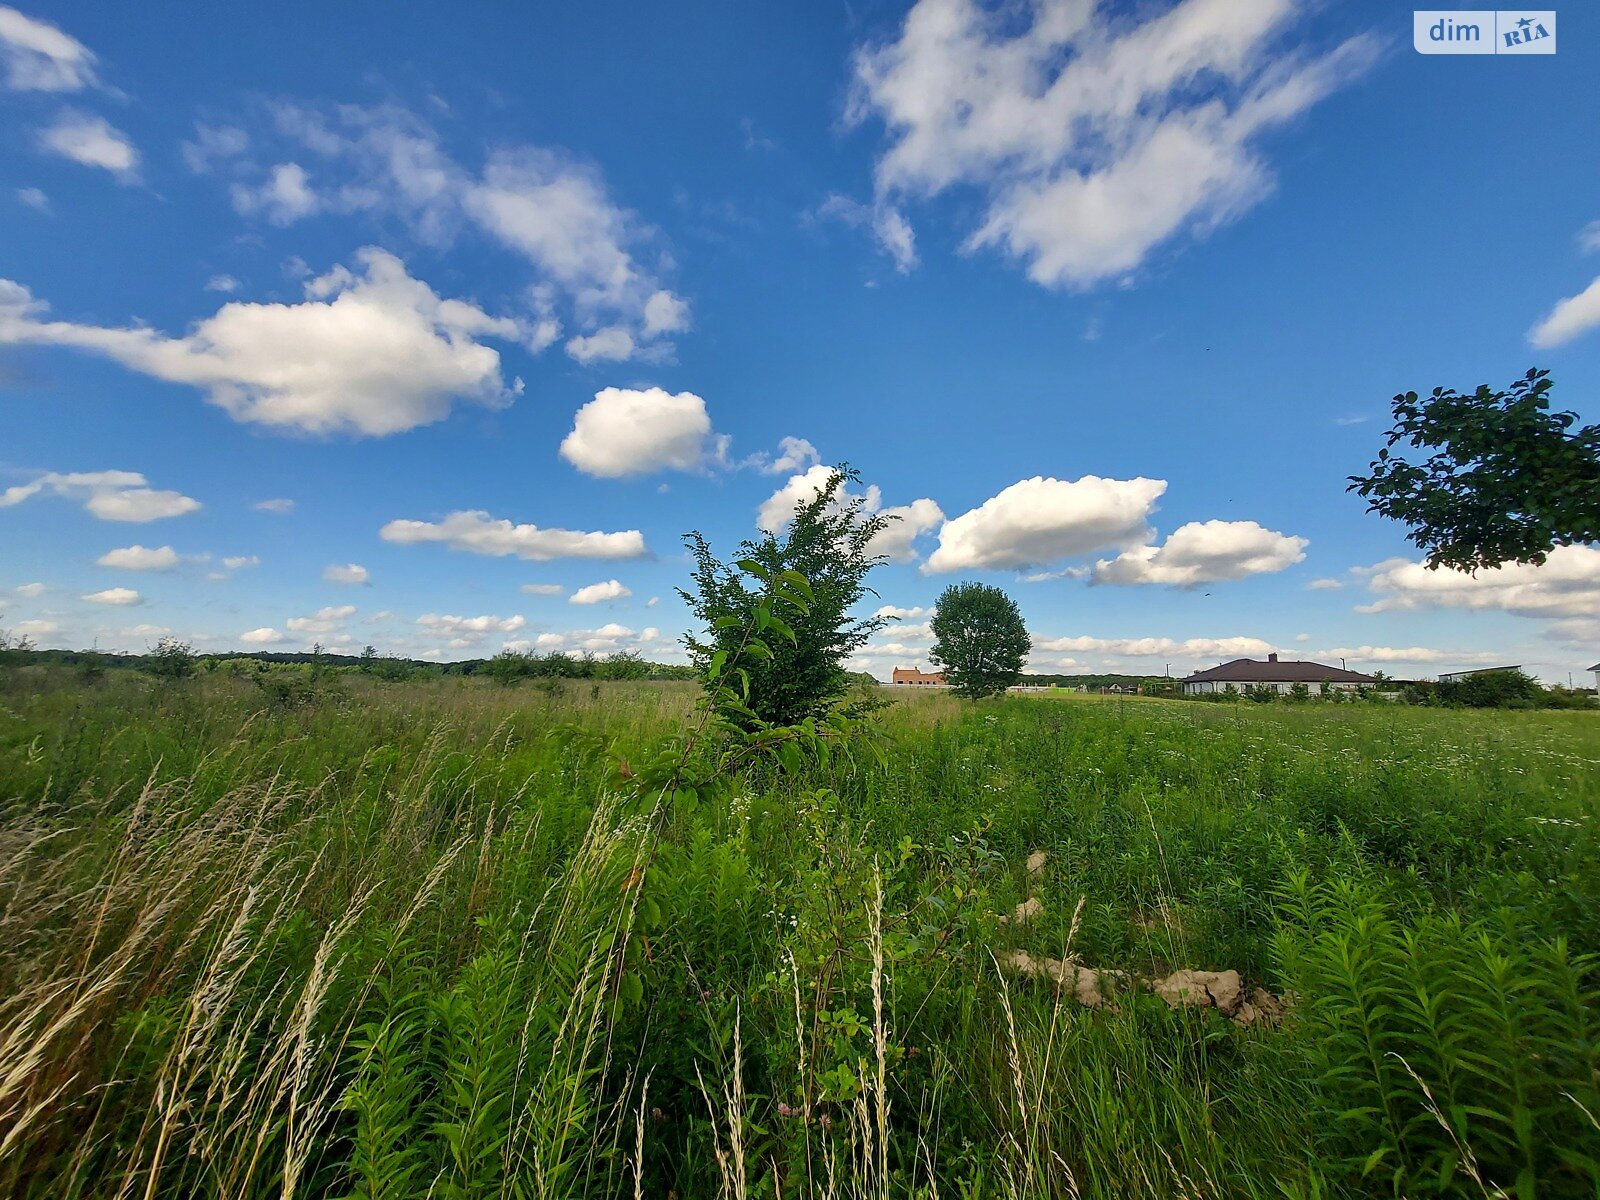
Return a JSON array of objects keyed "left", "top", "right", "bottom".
[{"left": 1, "top": 667, "right": 1597, "bottom": 1197}]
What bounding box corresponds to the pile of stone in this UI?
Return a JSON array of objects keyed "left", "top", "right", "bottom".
[{"left": 998, "top": 851, "right": 1287, "bottom": 1027}]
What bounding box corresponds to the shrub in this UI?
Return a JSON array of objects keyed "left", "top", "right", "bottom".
[{"left": 681, "top": 466, "right": 888, "bottom": 726}]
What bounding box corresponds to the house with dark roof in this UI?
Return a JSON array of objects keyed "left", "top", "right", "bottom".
[
  {"left": 1181, "top": 652, "right": 1376, "bottom": 696},
  {"left": 891, "top": 667, "right": 947, "bottom": 686}
]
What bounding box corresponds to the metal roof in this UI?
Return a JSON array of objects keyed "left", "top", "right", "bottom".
[{"left": 1180, "top": 657, "right": 1378, "bottom": 684}]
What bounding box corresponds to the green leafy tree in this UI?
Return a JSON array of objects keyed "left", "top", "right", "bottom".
[
  {"left": 485, "top": 648, "right": 535, "bottom": 686},
  {"left": 145, "top": 636, "right": 195, "bottom": 680},
  {"left": 927, "top": 582, "right": 1030, "bottom": 700},
  {"left": 1349, "top": 369, "right": 1600, "bottom": 570},
  {"left": 1438, "top": 667, "right": 1543, "bottom": 709},
  {"left": 680, "top": 466, "right": 889, "bottom": 726},
  {"left": 597, "top": 650, "right": 648, "bottom": 681}
]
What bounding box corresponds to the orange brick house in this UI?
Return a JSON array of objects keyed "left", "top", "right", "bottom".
[{"left": 891, "top": 667, "right": 947, "bottom": 685}]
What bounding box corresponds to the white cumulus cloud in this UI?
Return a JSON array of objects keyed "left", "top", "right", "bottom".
[
  {"left": 323, "top": 563, "right": 370, "bottom": 585},
  {"left": 1358, "top": 546, "right": 1600, "bottom": 620},
  {"left": 380, "top": 510, "right": 647, "bottom": 561},
  {"left": 0, "top": 248, "right": 528, "bottom": 436},
  {"left": 241, "top": 626, "right": 284, "bottom": 645},
  {"left": 570, "top": 579, "right": 632, "bottom": 605},
  {"left": 560, "top": 387, "right": 727, "bottom": 477},
  {"left": 83, "top": 586, "right": 140, "bottom": 605},
  {"left": 97, "top": 544, "right": 179, "bottom": 571},
  {"left": 758, "top": 464, "right": 943, "bottom": 562},
  {"left": 0, "top": 469, "right": 201, "bottom": 522},
  {"left": 925, "top": 475, "right": 1165, "bottom": 572},
  {"left": 39, "top": 111, "right": 138, "bottom": 178},
  {"left": 1092, "top": 519, "right": 1306, "bottom": 586}
]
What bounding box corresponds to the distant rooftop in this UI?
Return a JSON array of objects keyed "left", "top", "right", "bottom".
[{"left": 1181, "top": 655, "right": 1377, "bottom": 685}]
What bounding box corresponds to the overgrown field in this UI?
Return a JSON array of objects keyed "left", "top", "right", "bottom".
[{"left": 2, "top": 669, "right": 1598, "bottom": 1198}]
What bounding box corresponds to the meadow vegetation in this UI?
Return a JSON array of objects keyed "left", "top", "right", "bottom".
[{"left": 1, "top": 661, "right": 1597, "bottom": 1198}]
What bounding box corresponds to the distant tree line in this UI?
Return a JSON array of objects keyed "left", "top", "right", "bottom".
[{"left": 0, "top": 642, "right": 699, "bottom": 683}]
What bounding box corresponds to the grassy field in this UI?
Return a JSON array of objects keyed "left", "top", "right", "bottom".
[{"left": 1, "top": 668, "right": 1598, "bottom": 1198}]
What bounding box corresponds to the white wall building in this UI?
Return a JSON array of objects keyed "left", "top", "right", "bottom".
[{"left": 1181, "top": 653, "right": 1376, "bottom": 696}]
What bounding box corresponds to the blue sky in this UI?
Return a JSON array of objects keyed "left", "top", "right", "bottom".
[{"left": 2, "top": 0, "right": 1597, "bottom": 680}]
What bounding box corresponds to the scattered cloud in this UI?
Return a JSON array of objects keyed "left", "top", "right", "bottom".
[
  {"left": 1033, "top": 634, "right": 1273, "bottom": 660},
  {"left": 240, "top": 626, "right": 284, "bottom": 645},
  {"left": 323, "top": 562, "right": 371, "bottom": 585},
  {"left": 0, "top": 6, "right": 98, "bottom": 91},
  {"left": 1091, "top": 519, "right": 1307, "bottom": 586},
  {"left": 521, "top": 583, "right": 564, "bottom": 596},
  {"left": 815, "top": 193, "right": 918, "bottom": 273},
  {"left": 12, "top": 581, "right": 46, "bottom": 597},
  {"left": 565, "top": 327, "right": 634, "bottom": 363},
  {"left": 211, "top": 104, "right": 688, "bottom": 362},
  {"left": 0, "top": 248, "right": 528, "bottom": 436},
  {"left": 1529, "top": 275, "right": 1600, "bottom": 348},
  {"left": 1307, "top": 577, "right": 1343, "bottom": 590},
  {"left": 13, "top": 618, "right": 59, "bottom": 637},
  {"left": 380, "top": 510, "right": 648, "bottom": 561},
  {"left": 38, "top": 111, "right": 138, "bottom": 179},
  {"left": 510, "top": 622, "right": 661, "bottom": 657},
  {"left": 222, "top": 555, "right": 259, "bottom": 569},
  {"left": 1315, "top": 645, "right": 1508, "bottom": 666},
  {"left": 870, "top": 498, "right": 946, "bottom": 563},
  {"left": 1579, "top": 220, "right": 1600, "bottom": 254},
  {"left": 286, "top": 604, "right": 357, "bottom": 636},
  {"left": 0, "top": 469, "right": 201, "bottom": 522},
  {"left": 416, "top": 612, "right": 526, "bottom": 648},
  {"left": 121, "top": 623, "right": 171, "bottom": 639},
  {"left": 760, "top": 437, "right": 821, "bottom": 476},
  {"left": 848, "top": 0, "right": 1376, "bottom": 287},
  {"left": 97, "top": 544, "right": 179, "bottom": 571},
  {"left": 232, "top": 162, "right": 319, "bottom": 225},
  {"left": 83, "top": 586, "right": 140, "bottom": 605},
  {"left": 925, "top": 475, "right": 1165, "bottom": 572},
  {"left": 875, "top": 604, "right": 929, "bottom": 620},
  {"left": 205, "top": 274, "right": 241, "bottom": 293},
  {"left": 1358, "top": 546, "right": 1600, "bottom": 620},
  {"left": 16, "top": 185, "right": 48, "bottom": 212},
  {"left": 1333, "top": 414, "right": 1368, "bottom": 426},
  {"left": 560, "top": 387, "right": 728, "bottom": 477},
  {"left": 182, "top": 123, "right": 249, "bottom": 173},
  {"left": 253, "top": 497, "right": 294, "bottom": 514},
  {"left": 570, "top": 579, "right": 631, "bottom": 605}
]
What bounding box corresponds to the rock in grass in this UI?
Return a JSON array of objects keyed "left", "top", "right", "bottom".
[
  {"left": 1151, "top": 969, "right": 1244, "bottom": 1016},
  {"left": 1025, "top": 850, "right": 1048, "bottom": 876}
]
